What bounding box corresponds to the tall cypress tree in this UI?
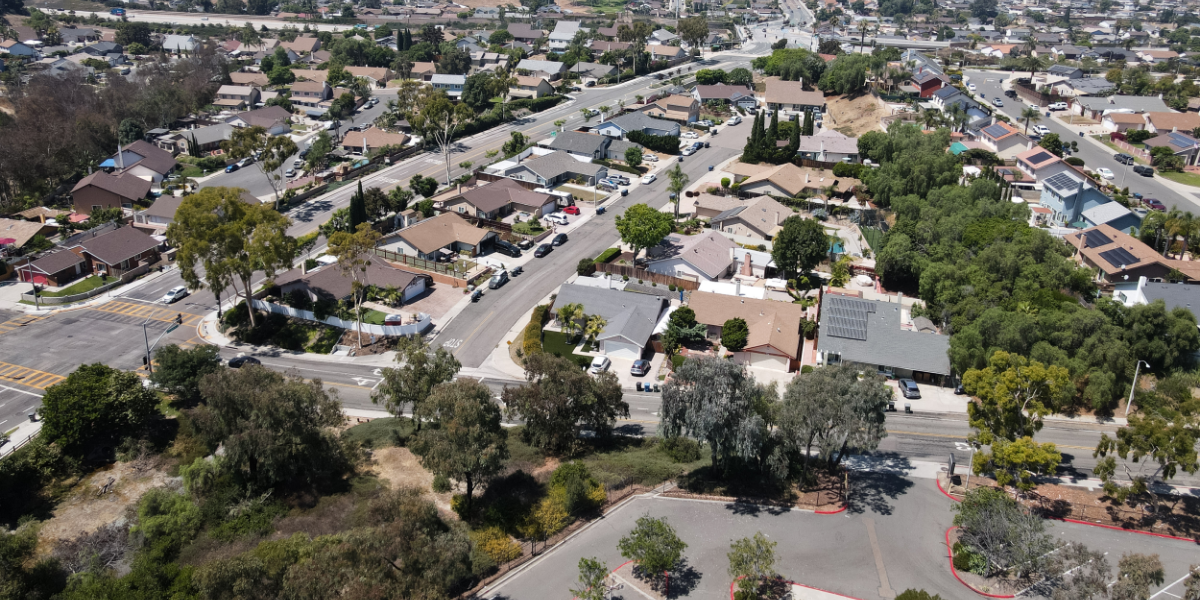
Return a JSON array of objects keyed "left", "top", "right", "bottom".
[
  {"left": 743, "top": 112, "right": 763, "bottom": 163},
  {"left": 349, "top": 181, "right": 367, "bottom": 231},
  {"left": 404, "top": 29, "right": 413, "bottom": 51},
  {"left": 768, "top": 109, "right": 779, "bottom": 143},
  {"left": 785, "top": 115, "right": 800, "bottom": 161}
]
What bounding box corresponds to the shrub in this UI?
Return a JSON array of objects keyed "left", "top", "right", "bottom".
[
  {"left": 470, "top": 526, "right": 522, "bottom": 564},
  {"left": 626, "top": 130, "right": 680, "bottom": 155},
  {"left": 896, "top": 591, "right": 944, "bottom": 600},
  {"left": 432, "top": 473, "right": 452, "bottom": 493},
  {"left": 659, "top": 436, "right": 701, "bottom": 463},
  {"left": 576, "top": 257, "right": 596, "bottom": 276},
  {"left": 522, "top": 304, "right": 550, "bottom": 357},
  {"left": 1065, "top": 156, "right": 1085, "bottom": 166},
  {"left": 549, "top": 461, "right": 605, "bottom": 516},
  {"left": 800, "top": 365, "right": 814, "bottom": 374},
  {"left": 832, "top": 162, "right": 864, "bottom": 178},
  {"left": 669, "top": 284, "right": 676, "bottom": 291},
  {"left": 721, "top": 177, "right": 731, "bottom": 188},
  {"left": 594, "top": 247, "right": 621, "bottom": 263}
]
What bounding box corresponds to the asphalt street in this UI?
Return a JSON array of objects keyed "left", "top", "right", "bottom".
[{"left": 964, "top": 70, "right": 1200, "bottom": 213}]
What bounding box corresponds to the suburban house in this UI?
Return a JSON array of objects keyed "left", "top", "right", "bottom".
[
  {"left": 1115, "top": 275, "right": 1200, "bottom": 317},
  {"left": 1014, "top": 146, "right": 1069, "bottom": 181},
  {"left": 977, "top": 120, "right": 1029, "bottom": 158},
  {"left": 734, "top": 162, "right": 858, "bottom": 199},
  {"left": 688, "top": 291, "right": 808, "bottom": 372},
  {"left": 1046, "top": 64, "right": 1083, "bottom": 79},
  {"left": 213, "top": 85, "right": 261, "bottom": 109},
  {"left": 430, "top": 74, "right": 466, "bottom": 100},
  {"left": 1074, "top": 95, "right": 1172, "bottom": 121},
  {"left": 552, "top": 283, "right": 667, "bottom": 360},
  {"left": 340, "top": 128, "right": 409, "bottom": 155},
  {"left": 379, "top": 212, "right": 497, "bottom": 259},
  {"left": 1138, "top": 49, "right": 1179, "bottom": 63},
  {"left": 709, "top": 196, "right": 793, "bottom": 240},
  {"left": 816, "top": 292, "right": 952, "bottom": 383},
  {"left": 345, "top": 66, "right": 392, "bottom": 87},
  {"left": 763, "top": 78, "right": 826, "bottom": 114},
  {"left": 103, "top": 140, "right": 178, "bottom": 182},
  {"left": 281, "top": 36, "right": 321, "bottom": 55},
  {"left": 1067, "top": 224, "right": 1200, "bottom": 284},
  {"left": 1080, "top": 202, "right": 1142, "bottom": 234},
  {"left": 1101, "top": 112, "right": 1146, "bottom": 132},
  {"left": 569, "top": 62, "right": 616, "bottom": 83},
  {"left": 162, "top": 35, "right": 198, "bottom": 54},
  {"left": 1145, "top": 112, "right": 1200, "bottom": 134},
  {"left": 275, "top": 260, "right": 431, "bottom": 305},
  {"left": 133, "top": 195, "right": 184, "bottom": 234},
  {"left": 21, "top": 249, "right": 89, "bottom": 287},
  {"left": 230, "top": 71, "right": 270, "bottom": 87},
  {"left": 516, "top": 59, "right": 567, "bottom": 81},
  {"left": 501, "top": 150, "right": 607, "bottom": 186},
  {"left": 509, "top": 76, "right": 555, "bottom": 99},
  {"left": 507, "top": 24, "right": 545, "bottom": 44},
  {"left": 594, "top": 112, "right": 680, "bottom": 139},
  {"left": 649, "top": 45, "right": 687, "bottom": 62},
  {"left": 649, "top": 29, "right": 679, "bottom": 45},
  {"left": 641, "top": 94, "right": 700, "bottom": 123},
  {"left": 1054, "top": 77, "right": 1116, "bottom": 98},
  {"left": 911, "top": 70, "right": 948, "bottom": 98},
  {"left": 293, "top": 69, "right": 330, "bottom": 84},
  {"left": 0, "top": 219, "right": 55, "bottom": 252},
  {"left": 1039, "top": 169, "right": 1112, "bottom": 227},
  {"left": 541, "top": 131, "right": 642, "bottom": 162},
  {"left": 68, "top": 225, "right": 161, "bottom": 280},
  {"left": 693, "top": 84, "right": 756, "bottom": 107},
  {"left": 410, "top": 62, "right": 437, "bottom": 81},
  {"left": 0, "top": 40, "right": 36, "bottom": 56},
  {"left": 548, "top": 21, "right": 585, "bottom": 51},
  {"left": 226, "top": 106, "right": 292, "bottom": 135},
  {"left": 591, "top": 40, "right": 632, "bottom": 53},
  {"left": 441, "top": 177, "right": 557, "bottom": 220},
  {"left": 645, "top": 231, "right": 737, "bottom": 281},
  {"left": 1143, "top": 130, "right": 1200, "bottom": 166},
  {"left": 70, "top": 171, "right": 151, "bottom": 215},
  {"left": 291, "top": 80, "right": 332, "bottom": 109},
  {"left": 174, "top": 123, "right": 234, "bottom": 155},
  {"left": 796, "top": 130, "right": 859, "bottom": 163}
]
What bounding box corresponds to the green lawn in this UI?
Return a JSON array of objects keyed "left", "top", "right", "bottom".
[
  {"left": 342, "top": 417, "right": 413, "bottom": 448},
  {"left": 361, "top": 309, "right": 389, "bottom": 325},
  {"left": 179, "top": 165, "right": 206, "bottom": 178},
  {"left": 40, "top": 276, "right": 109, "bottom": 298},
  {"left": 1159, "top": 170, "right": 1200, "bottom": 187},
  {"left": 541, "top": 330, "right": 592, "bottom": 369}
]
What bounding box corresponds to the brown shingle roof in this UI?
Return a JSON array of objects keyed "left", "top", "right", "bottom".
[
  {"left": 688, "top": 292, "right": 806, "bottom": 359},
  {"left": 121, "top": 140, "right": 178, "bottom": 176},
  {"left": 232, "top": 106, "right": 293, "bottom": 130},
  {"left": 77, "top": 225, "right": 159, "bottom": 265},
  {"left": 454, "top": 178, "right": 554, "bottom": 214},
  {"left": 293, "top": 69, "right": 329, "bottom": 83},
  {"left": 274, "top": 260, "right": 429, "bottom": 300},
  {"left": 29, "top": 250, "right": 85, "bottom": 275},
  {"left": 71, "top": 171, "right": 151, "bottom": 201},
  {"left": 1146, "top": 111, "right": 1200, "bottom": 132},
  {"left": 340, "top": 127, "right": 409, "bottom": 150},
  {"left": 1105, "top": 113, "right": 1146, "bottom": 124},
  {"left": 395, "top": 212, "right": 491, "bottom": 254},
  {"left": 739, "top": 162, "right": 859, "bottom": 197},
  {"left": 230, "top": 71, "right": 269, "bottom": 86},
  {"left": 140, "top": 196, "right": 184, "bottom": 220},
  {"left": 0, "top": 218, "right": 49, "bottom": 248}
]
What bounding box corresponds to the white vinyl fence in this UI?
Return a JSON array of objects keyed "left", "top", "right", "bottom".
[{"left": 251, "top": 300, "right": 434, "bottom": 337}]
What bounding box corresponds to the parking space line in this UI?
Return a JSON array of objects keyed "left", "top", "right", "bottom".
[
  {"left": 1150, "top": 570, "right": 1197, "bottom": 599},
  {"left": 0, "top": 385, "right": 43, "bottom": 398}
]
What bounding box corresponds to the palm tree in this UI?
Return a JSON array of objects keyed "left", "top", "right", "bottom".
[
  {"left": 1020, "top": 54, "right": 1049, "bottom": 85},
  {"left": 584, "top": 315, "right": 607, "bottom": 348},
  {"left": 857, "top": 20, "right": 873, "bottom": 54},
  {"left": 1164, "top": 209, "right": 1196, "bottom": 257},
  {"left": 557, "top": 302, "right": 585, "bottom": 340},
  {"left": 1020, "top": 106, "right": 1042, "bottom": 135},
  {"left": 581, "top": 107, "right": 593, "bottom": 122},
  {"left": 822, "top": 180, "right": 839, "bottom": 216}
]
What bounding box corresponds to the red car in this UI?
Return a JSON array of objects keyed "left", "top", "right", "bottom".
[{"left": 562, "top": 205, "right": 580, "bottom": 215}]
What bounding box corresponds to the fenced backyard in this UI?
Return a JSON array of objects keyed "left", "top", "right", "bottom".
[{"left": 594, "top": 263, "right": 700, "bottom": 290}]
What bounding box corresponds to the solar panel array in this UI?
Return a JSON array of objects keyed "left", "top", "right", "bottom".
[
  {"left": 1084, "top": 229, "right": 1112, "bottom": 248},
  {"left": 982, "top": 123, "right": 1010, "bottom": 138},
  {"left": 1024, "top": 150, "right": 1052, "bottom": 164},
  {"left": 1099, "top": 247, "right": 1139, "bottom": 268},
  {"left": 1168, "top": 132, "right": 1198, "bottom": 148},
  {"left": 823, "top": 296, "right": 875, "bottom": 341},
  {"left": 1043, "top": 171, "right": 1081, "bottom": 193}
]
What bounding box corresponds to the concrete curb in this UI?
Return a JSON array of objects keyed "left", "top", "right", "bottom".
[
  {"left": 18, "top": 266, "right": 180, "bottom": 316},
  {"left": 945, "top": 527, "right": 1017, "bottom": 598}
]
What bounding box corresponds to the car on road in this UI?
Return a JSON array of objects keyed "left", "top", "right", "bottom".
[
  {"left": 1134, "top": 165, "right": 1155, "bottom": 177},
  {"left": 1005, "top": 89, "right": 1018, "bottom": 98},
  {"left": 695, "top": 120, "right": 714, "bottom": 127},
  {"left": 493, "top": 240, "right": 522, "bottom": 258},
  {"left": 992, "top": 97, "right": 1004, "bottom": 107},
  {"left": 898, "top": 378, "right": 921, "bottom": 399},
  {"left": 641, "top": 174, "right": 657, "bottom": 185},
  {"left": 1027, "top": 103, "right": 1040, "bottom": 111},
  {"left": 225, "top": 163, "right": 239, "bottom": 173},
  {"left": 588, "top": 355, "right": 611, "bottom": 374},
  {"left": 237, "top": 157, "right": 254, "bottom": 168},
  {"left": 534, "top": 243, "right": 553, "bottom": 258},
  {"left": 293, "top": 158, "right": 304, "bottom": 167},
  {"left": 285, "top": 168, "right": 297, "bottom": 178},
  {"left": 967, "top": 83, "right": 976, "bottom": 91},
  {"left": 1113, "top": 153, "right": 1135, "bottom": 165},
  {"left": 228, "top": 356, "right": 261, "bottom": 368},
  {"left": 728, "top": 115, "right": 742, "bottom": 125},
  {"left": 630, "top": 359, "right": 651, "bottom": 376},
  {"left": 488, "top": 270, "right": 509, "bottom": 289},
  {"left": 551, "top": 233, "right": 568, "bottom": 246},
  {"left": 563, "top": 205, "right": 580, "bottom": 215},
  {"left": 1048, "top": 102, "right": 1069, "bottom": 111},
  {"left": 1143, "top": 197, "right": 1166, "bottom": 211},
  {"left": 1096, "top": 167, "right": 1115, "bottom": 180},
  {"left": 160, "top": 286, "right": 188, "bottom": 304},
  {"left": 1033, "top": 125, "right": 1051, "bottom": 136},
  {"left": 681, "top": 147, "right": 696, "bottom": 156},
  {"left": 681, "top": 131, "right": 699, "bottom": 139}
]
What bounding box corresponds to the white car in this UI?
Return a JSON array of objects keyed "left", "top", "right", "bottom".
[
  {"left": 641, "top": 174, "right": 657, "bottom": 184},
  {"left": 681, "top": 147, "right": 696, "bottom": 156},
  {"left": 681, "top": 131, "right": 699, "bottom": 139},
  {"left": 728, "top": 116, "right": 742, "bottom": 125},
  {"left": 1028, "top": 102, "right": 1041, "bottom": 111},
  {"left": 967, "top": 83, "right": 976, "bottom": 91},
  {"left": 1033, "top": 125, "right": 1051, "bottom": 136},
  {"left": 545, "top": 212, "right": 569, "bottom": 226},
  {"left": 160, "top": 286, "right": 188, "bottom": 304},
  {"left": 643, "top": 154, "right": 659, "bottom": 162},
  {"left": 285, "top": 168, "right": 297, "bottom": 177},
  {"left": 588, "top": 355, "right": 611, "bottom": 374},
  {"left": 1096, "top": 167, "right": 1115, "bottom": 180}
]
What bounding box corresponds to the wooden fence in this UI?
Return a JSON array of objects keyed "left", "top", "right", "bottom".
[
  {"left": 595, "top": 263, "right": 701, "bottom": 290},
  {"left": 370, "top": 248, "right": 477, "bottom": 280}
]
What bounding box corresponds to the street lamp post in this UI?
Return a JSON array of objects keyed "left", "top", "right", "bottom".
[{"left": 1125, "top": 359, "right": 1150, "bottom": 417}]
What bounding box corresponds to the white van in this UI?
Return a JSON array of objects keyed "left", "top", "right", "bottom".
[{"left": 545, "top": 212, "right": 570, "bottom": 226}]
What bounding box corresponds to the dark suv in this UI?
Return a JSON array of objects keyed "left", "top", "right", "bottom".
[
  {"left": 1113, "top": 153, "right": 1135, "bottom": 165},
  {"left": 493, "top": 240, "right": 522, "bottom": 258},
  {"left": 1133, "top": 165, "right": 1155, "bottom": 177}
]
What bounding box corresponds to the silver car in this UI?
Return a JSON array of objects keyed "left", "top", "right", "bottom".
[{"left": 160, "top": 285, "right": 188, "bottom": 304}]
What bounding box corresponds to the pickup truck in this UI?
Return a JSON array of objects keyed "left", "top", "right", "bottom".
[{"left": 1048, "top": 102, "right": 1069, "bottom": 111}]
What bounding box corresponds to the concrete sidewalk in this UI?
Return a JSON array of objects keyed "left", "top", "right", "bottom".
[{"left": 0, "top": 265, "right": 181, "bottom": 314}]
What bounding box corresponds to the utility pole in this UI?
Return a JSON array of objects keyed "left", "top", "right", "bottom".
[
  {"left": 142, "top": 313, "right": 184, "bottom": 374},
  {"left": 1125, "top": 359, "right": 1149, "bottom": 416}
]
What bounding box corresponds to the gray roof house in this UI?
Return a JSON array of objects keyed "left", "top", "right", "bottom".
[
  {"left": 816, "top": 294, "right": 952, "bottom": 380},
  {"left": 1075, "top": 95, "right": 1172, "bottom": 119},
  {"left": 501, "top": 150, "right": 607, "bottom": 186},
  {"left": 516, "top": 59, "right": 567, "bottom": 80},
  {"left": 551, "top": 283, "right": 667, "bottom": 360},
  {"left": 543, "top": 131, "right": 611, "bottom": 159},
  {"left": 645, "top": 231, "right": 737, "bottom": 281},
  {"left": 594, "top": 112, "right": 680, "bottom": 139},
  {"left": 1115, "top": 275, "right": 1200, "bottom": 320},
  {"left": 1057, "top": 77, "right": 1117, "bottom": 97},
  {"left": 569, "top": 61, "right": 616, "bottom": 81},
  {"left": 162, "top": 34, "right": 198, "bottom": 53},
  {"left": 1046, "top": 64, "right": 1084, "bottom": 79}
]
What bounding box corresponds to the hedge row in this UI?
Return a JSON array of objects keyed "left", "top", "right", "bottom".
[
  {"left": 507, "top": 95, "right": 567, "bottom": 113},
  {"left": 627, "top": 130, "right": 679, "bottom": 155},
  {"left": 594, "top": 247, "right": 621, "bottom": 263},
  {"left": 521, "top": 304, "right": 551, "bottom": 357}
]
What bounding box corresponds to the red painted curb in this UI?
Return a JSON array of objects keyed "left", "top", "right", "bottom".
[
  {"left": 815, "top": 502, "right": 848, "bottom": 514},
  {"left": 945, "top": 527, "right": 1016, "bottom": 599},
  {"left": 937, "top": 477, "right": 1197, "bottom": 542},
  {"left": 729, "top": 575, "right": 864, "bottom": 600},
  {"left": 936, "top": 475, "right": 963, "bottom": 502}
]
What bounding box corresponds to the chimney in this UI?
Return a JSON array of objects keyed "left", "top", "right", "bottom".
[{"left": 735, "top": 279, "right": 741, "bottom": 296}]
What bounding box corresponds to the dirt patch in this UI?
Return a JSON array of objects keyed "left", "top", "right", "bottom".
[
  {"left": 666, "top": 469, "right": 846, "bottom": 512},
  {"left": 37, "top": 459, "right": 175, "bottom": 551},
  {"left": 369, "top": 446, "right": 457, "bottom": 517},
  {"left": 824, "top": 94, "right": 887, "bottom": 137},
  {"left": 336, "top": 329, "right": 397, "bottom": 356}
]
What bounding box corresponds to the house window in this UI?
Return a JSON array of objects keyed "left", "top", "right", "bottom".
[{"left": 458, "top": 206, "right": 465, "bottom": 213}]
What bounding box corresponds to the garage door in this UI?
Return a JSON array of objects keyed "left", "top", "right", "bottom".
[
  {"left": 603, "top": 341, "right": 641, "bottom": 361},
  {"left": 402, "top": 278, "right": 427, "bottom": 302},
  {"left": 748, "top": 352, "right": 790, "bottom": 372}
]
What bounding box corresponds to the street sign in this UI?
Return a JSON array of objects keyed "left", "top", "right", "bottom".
[{"left": 166, "top": 324, "right": 179, "bottom": 333}]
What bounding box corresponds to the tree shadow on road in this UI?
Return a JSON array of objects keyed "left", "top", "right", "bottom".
[
  {"left": 845, "top": 452, "right": 916, "bottom": 516},
  {"left": 666, "top": 559, "right": 702, "bottom": 599},
  {"left": 724, "top": 498, "right": 790, "bottom": 517}
]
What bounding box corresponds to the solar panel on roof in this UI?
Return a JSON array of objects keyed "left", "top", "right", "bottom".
[
  {"left": 824, "top": 296, "right": 874, "bottom": 341},
  {"left": 1084, "top": 229, "right": 1112, "bottom": 247},
  {"left": 1168, "top": 132, "right": 1197, "bottom": 148},
  {"left": 1024, "top": 151, "right": 1052, "bottom": 164},
  {"left": 1044, "top": 172, "right": 1080, "bottom": 192},
  {"left": 1099, "top": 247, "right": 1139, "bottom": 268},
  {"left": 982, "top": 123, "right": 1010, "bottom": 138}
]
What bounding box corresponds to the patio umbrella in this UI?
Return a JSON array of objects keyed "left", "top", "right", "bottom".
[{"left": 0, "top": 238, "right": 16, "bottom": 245}]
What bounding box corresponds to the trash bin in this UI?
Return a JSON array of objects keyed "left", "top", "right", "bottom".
[{"left": 904, "top": 403, "right": 912, "bottom": 414}]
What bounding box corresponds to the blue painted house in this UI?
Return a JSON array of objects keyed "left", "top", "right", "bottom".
[
  {"left": 1039, "top": 170, "right": 1112, "bottom": 227},
  {"left": 1081, "top": 202, "right": 1143, "bottom": 235}
]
